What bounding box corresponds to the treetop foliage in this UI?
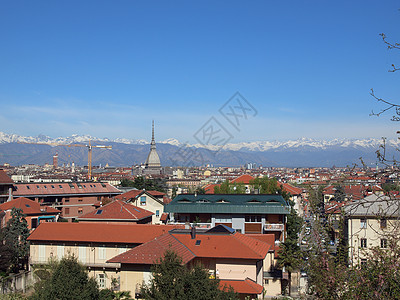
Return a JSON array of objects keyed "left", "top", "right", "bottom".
[
  {"left": 141, "top": 250, "right": 238, "bottom": 300},
  {"left": 120, "top": 177, "right": 166, "bottom": 193},
  {"left": 2, "top": 208, "right": 30, "bottom": 273},
  {"left": 30, "top": 255, "right": 100, "bottom": 300}
]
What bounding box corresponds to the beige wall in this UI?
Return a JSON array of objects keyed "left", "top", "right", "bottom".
[
  {"left": 215, "top": 259, "right": 257, "bottom": 282},
  {"left": 348, "top": 217, "right": 399, "bottom": 265},
  {"left": 30, "top": 242, "right": 135, "bottom": 290},
  {"left": 129, "top": 194, "right": 164, "bottom": 224},
  {"left": 263, "top": 277, "right": 281, "bottom": 297},
  {"left": 118, "top": 265, "right": 151, "bottom": 297},
  {"left": 30, "top": 243, "right": 131, "bottom": 266}
]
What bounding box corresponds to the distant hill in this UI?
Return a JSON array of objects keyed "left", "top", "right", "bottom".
[{"left": 0, "top": 132, "right": 395, "bottom": 167}]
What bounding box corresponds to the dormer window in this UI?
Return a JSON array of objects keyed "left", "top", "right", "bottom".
[
  {"left": 216, "top": 199, "right": 229, "bottom": 203},
  {"left": 248, "top": 199, "right": 261, "bottom": 203},
  {"left": 178, "top": 199, "right": 191, "bottom": 203},
  {"left": 197, "top": 199, "right": 210, "bottom": 203}
]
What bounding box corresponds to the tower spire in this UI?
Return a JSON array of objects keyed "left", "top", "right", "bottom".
[{"left": 151, "top": 120, "right": 156, "bottom": 148}]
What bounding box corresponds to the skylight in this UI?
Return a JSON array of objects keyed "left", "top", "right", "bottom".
[
  {"left": 95, "top": 210, "right": 103, "bottom": 215},
  {"left": 195, "top": 240, "right": 201, "bottom": 246}
]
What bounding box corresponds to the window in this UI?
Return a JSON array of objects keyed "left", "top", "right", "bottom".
[
  {"left": 31, "top": 218, "right": 38, "bottom": 229},
  {"left": 245, "top": 215, "right": 262, "bottom": 222},
  {"left": 78, "top": 198, "right": 83, "bottom": 202},
  {"left": 140, "top": 196, "right": 146, "bottom": 206},
  {"left": 156, "top": 210, "right": 160, "bottom": 217},
  {"left": 65, "top": 208, "right": 70, "bottom": 215},
  {"left": 38, "top": 245, "right": 46, "bottom": 262},
  {"left": 79, "top": 246, "right": 86, "bottom": 263},
  {"left": 215, "top": 215, "right": 232, "bottom": 223},
  {"left": 381, "top": 238, "right": 387, "bottom": 248},
  {"left": 380, "top": 219, "right": 387, "bottom": 229},
  {"left": 57, "top": 245, "right": 64, "bottom": 259},
  {"left": 360, "top": 218, "right": 367, "bottom": 229},
  {"left": 78, "top": 208, "right": 83, "bottom": 214},
  {"left": 64, "top": 197, "right": 70, "bottom": 203},
  {"left": 59, "top": 185, "right": 63, "bottom": 188},
  {"left": 361, "top": 259, "right": 367, "bottom": 268},
  {"left": 97, "top": 274, "right": 106, "bottom": 289},
  {"left": 98, "top": 246, "right": 106, "bottom": 260},
  {"left": 360, "top": 238, "right": 367, "bottom": 248}
]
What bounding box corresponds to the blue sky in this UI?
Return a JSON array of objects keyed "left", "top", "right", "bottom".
[{"left": 0, "top": 1, "right": 399, "bottom": 143}]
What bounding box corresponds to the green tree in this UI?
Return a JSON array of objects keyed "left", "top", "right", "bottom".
[
  {"left": 3, "top": 208, "right": 30, "bottom": 272},
  {"left": 277, "top": 197, "right": 303, "bottom": 296},
  {"left": 213, "top": 180, "right": 246, "bottom": 194},
  {"left": 30, "top": 255, "right": 100, "bottom": 300},
  {"left": 333, "top": 184, "right": 346, "bottom": 202},
  {"left": 0, "top": 227, "right": 13, "bottom": 274},
  {"left": 141, "top": 250, "right": 238, "bottom": 300},
  {"left": 121, "top": 177, "right": 167, "bottom": 193}
]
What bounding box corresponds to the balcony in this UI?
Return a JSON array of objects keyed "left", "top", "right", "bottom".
[
  {"left": 264, "top": 223, "right": 284, "bottom": 231},
  {"left": 169, "top": 222, "right": 212, "bottom": 229}
]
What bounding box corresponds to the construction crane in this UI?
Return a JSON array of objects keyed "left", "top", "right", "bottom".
[
  {"left": 67, "top": 140, "right": 112, "bottom": 180},
  {"left": 18, "top": 140, "right": 112, "bottom": 180}
]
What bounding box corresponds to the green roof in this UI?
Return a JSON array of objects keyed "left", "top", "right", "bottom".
[{"left": 165, "top": 194, "right": 290, "bottom": 214}]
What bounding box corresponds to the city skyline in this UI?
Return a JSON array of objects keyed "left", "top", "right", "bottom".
[{"left": 1, "top": 1, "right": 400, "bottom": 143}]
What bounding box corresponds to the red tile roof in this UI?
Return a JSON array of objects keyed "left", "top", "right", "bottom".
[
  {"left": 220, "top": 278, "right": 263, "bottom": 295},
  {"left": 0, "top": 170, "right": 13, "bottom": 185},
  {"left": 14, "top": 182, "right": 121, "bottom": 197},
  {"left": 245, "top": 234, "right": 278, "bottom": 257},
  {"left": 108, "top": 233, "right": 196, "bottom": 265},
  {"left": 160, "top": 213, "right": 168, "bottom": 222},
  {"left": 108, "top": 231, "right": 271, "bottom": 264},
  {"left": 230, "top": 175, "right": 254, "bottom": 184},
  {"left": 79, "top": 200, "right": 153, "bottom": 221},
  {"left": 278, "top": 182, "right": 302, "bottom": 195},
  {"left": 0, "top": 197, "right": 60, "bottom": 215},
  {"left": 115, "top": 189, "right": 169, "bottom": 203},
  {"left": 27, "top": 223, "right": 183, "bottom": 244},
  {"left": 204, "top": 183, "right": 220, "bottom": 194}
]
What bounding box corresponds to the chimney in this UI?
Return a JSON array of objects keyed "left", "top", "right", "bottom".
[
  {"left": 191, "top": 226, "right": 196, "bottom": 239},
  {"left": 7, "top": 187, "right": 13, "bottom": 202}
]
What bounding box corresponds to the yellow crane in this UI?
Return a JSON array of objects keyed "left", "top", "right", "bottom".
[{"left": 67, "top": 140, "right": 112, "bottom": 180}]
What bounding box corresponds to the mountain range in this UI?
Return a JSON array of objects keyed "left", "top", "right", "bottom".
[{"left": 0, "top": 132, "right": 397, "bottom": 167}]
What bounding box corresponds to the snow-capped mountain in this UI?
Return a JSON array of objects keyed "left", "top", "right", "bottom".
[
  {"left": 0, "top": 132, "right": 147, "bottom": 146},
  {"left": 0, "top": 132, "right": 397, "bottom": 167},
  {"left": 0, "top": 131, "right": 395, "bottom": 151}
]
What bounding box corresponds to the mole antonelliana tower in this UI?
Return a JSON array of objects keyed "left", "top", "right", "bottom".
[{"left": 143, "top": 121, "right": 162, "bottom": 175}]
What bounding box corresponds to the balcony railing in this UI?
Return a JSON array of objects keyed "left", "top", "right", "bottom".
[
  {"left": 169, "top": 222, "right": 212, "bottom": 229},
  {"left": 264, "top": 223, "right": 284, "bottom": 231}
]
